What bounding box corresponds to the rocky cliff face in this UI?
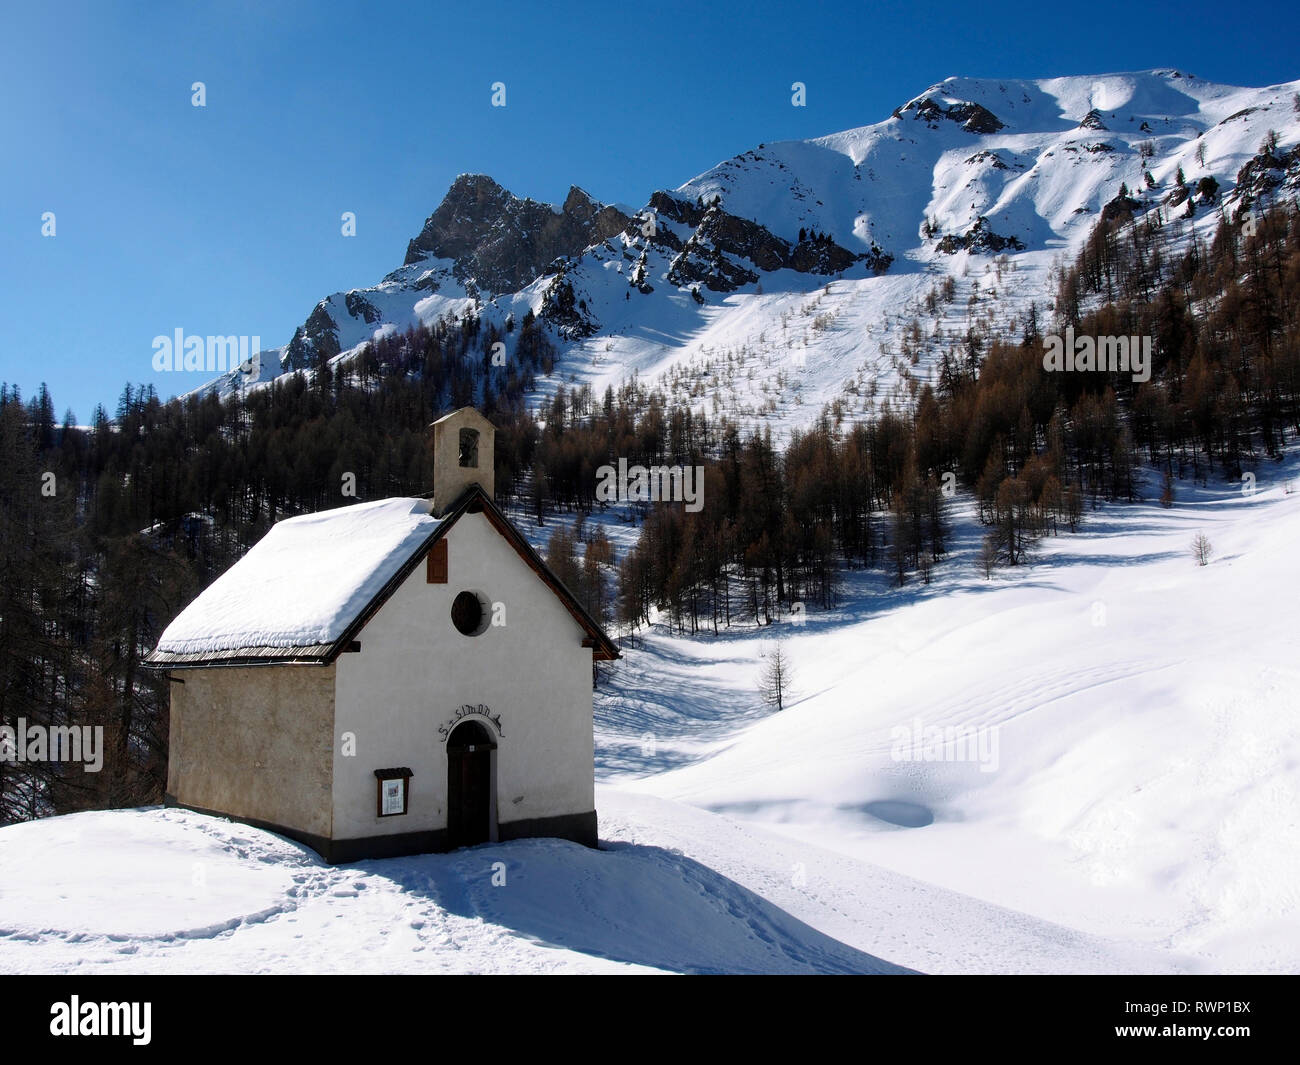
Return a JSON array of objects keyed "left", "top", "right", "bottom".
[
  {"left": 402, "top": 174, "right": 632, "bottom": 295},
  {"left": 1232, "top": 140, "right": 1300, "bottom": 216},
  {"left": 662, "top": 197, "right": 890, "bottom": 294},
  {"left": 893, "top": 95, "right": 1005, "bottom": 134},
  {"left": 282, "top": 176, "right": 633, "bottom": 369}
]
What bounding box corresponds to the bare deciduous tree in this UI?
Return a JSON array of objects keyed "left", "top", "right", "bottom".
[
  {"left": 1192, "top": 532, "right": 1213, "bottom": 566},
  {"left": 979, "top": 531, "right": 1000, "bottom": 579},
  {"left": 759, "top": 640, "right": 794, "bottom": 711}
]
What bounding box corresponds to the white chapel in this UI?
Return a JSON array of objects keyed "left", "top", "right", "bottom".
[{"left": 146, "top": 407, "right": 618, "bottom": 862}]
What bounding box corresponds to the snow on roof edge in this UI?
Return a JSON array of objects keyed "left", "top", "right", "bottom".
[{"left": 153, "top": 497, "right": 440, "bottom": 658}]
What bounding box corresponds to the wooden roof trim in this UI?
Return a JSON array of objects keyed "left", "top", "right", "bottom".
[
  {"left": 144, "top": 646, "right": 336, "bottom": 669},
  {"left": 467, "top": 489, "right": 621, "bottom": 661}
]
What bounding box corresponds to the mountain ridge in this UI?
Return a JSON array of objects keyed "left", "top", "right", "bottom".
[{"left": 203, "top": 69, "right": 1300, "bottom": 432}]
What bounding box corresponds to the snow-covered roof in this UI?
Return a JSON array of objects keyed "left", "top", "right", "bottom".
[
  {"left": 145, "top": 487, "right": 621, "bottom": 668},
  {"left": 150, "top": 497, "right": 441, "bottom": 663}
]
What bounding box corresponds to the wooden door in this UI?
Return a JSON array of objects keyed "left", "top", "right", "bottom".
[{"left": 447, "top": 721, "right": 494, "bottom": 847}]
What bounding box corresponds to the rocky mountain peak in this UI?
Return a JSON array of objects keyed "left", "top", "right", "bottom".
[{"left": 402, "top": 175, "right": 631, "bottom": 295}]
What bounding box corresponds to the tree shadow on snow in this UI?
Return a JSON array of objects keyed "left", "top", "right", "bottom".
[{"left": 596, "top": 638, "right": 772, "bottom": 777}]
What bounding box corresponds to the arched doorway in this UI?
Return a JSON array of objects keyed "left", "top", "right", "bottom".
[{"left": 446, "top": 719, "right": 497, "bottom": 848}]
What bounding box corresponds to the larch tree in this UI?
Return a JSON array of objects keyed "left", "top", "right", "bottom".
[{"left": 758, "top": 640, "right": 794, "bottom": 711}]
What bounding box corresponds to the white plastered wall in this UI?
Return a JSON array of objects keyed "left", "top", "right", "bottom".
[{"left": 331, "top": 511, "right": 595, "bottom": 841}]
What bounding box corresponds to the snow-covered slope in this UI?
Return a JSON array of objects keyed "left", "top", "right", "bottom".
[
  {"left": 203, "top": 70, "right": 1300, "bottom": 434},
  {"left": 600, "top": 459, "right": 1300, "bottom": 974},
  {"left": 6, "top": 70, "right": 1297, "bottom": 977},
  {"left": 0, "top": 799, "right": 1186, "bottom": 974}
]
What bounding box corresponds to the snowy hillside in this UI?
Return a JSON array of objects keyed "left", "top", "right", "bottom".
[
  {"left": 201, "top": 70, "right": 1300, "bottom": 435},
  {"left": 3, "top": 457, "right": 1295, "bottom": 973},
  {"left": 597, "top": 458, "right": 1300, "bottom": 974}
]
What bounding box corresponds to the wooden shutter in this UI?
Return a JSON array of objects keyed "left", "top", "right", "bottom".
[{"left": 426, "top": 539, "right": 448, "bottom": 583}]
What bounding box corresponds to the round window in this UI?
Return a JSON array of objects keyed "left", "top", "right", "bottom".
[{"left": 451, "top": 590, "right": 490, "bottom": 636}]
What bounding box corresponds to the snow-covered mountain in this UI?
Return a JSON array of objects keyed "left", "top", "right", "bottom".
[{"left": 205, "top": 70, "right": 1300, "bottom": 430}]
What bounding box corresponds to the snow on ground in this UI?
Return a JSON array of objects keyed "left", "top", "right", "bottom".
[
  {"left": 4, "top": 460, "right": 1294, "bottom": 974},
  {"left": 604, "top": 459, "right": 1300, "bottom": 974},
  {"left": 0, "top": 798, "right": 1184, "bottom": 975},
  {"left": 0, "top": 806, "right": 905, "bottom": 974}
]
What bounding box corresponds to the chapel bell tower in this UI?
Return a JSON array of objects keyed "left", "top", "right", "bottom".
[{"left": 431, "top": 407, "right": 496, "bottom": 517}]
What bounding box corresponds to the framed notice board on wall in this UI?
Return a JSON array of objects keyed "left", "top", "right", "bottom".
[{"left": 374, "top": 767, "right": 413, "bottom": 817}]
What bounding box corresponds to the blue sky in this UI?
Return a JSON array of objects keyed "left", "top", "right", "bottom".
[{"left": 1, "top": 0, "right": 1296, "bottom": 421}]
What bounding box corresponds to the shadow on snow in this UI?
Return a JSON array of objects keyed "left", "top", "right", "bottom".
[{"left": 361, "top": 837, "right": 914, "bottom": 975}]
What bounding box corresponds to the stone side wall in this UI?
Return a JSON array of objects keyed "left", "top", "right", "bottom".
[{"left": 167, "top": 664, "right": 335, "bottom": 840}]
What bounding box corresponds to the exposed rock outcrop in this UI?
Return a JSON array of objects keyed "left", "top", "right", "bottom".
[
  {"left": 662, "top": 198, "right": 891, "bottom": 294},
  {"left": 936, "top": 216, "right": 1025, "bottom": 254},
  {"left": 894, "top": 96, "right": 1004, "bottom": 134},
  {"left": 403, "top": 175, "right": 632, "bottom": 294}
]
